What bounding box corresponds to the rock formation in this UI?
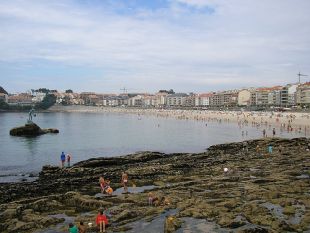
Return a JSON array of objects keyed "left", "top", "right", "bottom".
[
  {"left": 0, "top": 137, "right": 309, "bottom": 232},
  {"left": 9, "top": 123, "right": 59, "bottom": 137}
]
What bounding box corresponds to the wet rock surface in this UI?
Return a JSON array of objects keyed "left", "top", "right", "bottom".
[
  {"left": 9, "top": 123, "right": 59, "bottom": 137},
  {"left": 0, "top": 137, "right": 310, "bottom": 232}
]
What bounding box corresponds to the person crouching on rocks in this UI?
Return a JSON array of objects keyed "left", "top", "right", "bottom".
[
  {"left": 96, "top": 210, "right": 108, "bottom": 233},
  {"left": 68, "top": 222, "right": 78, "bottom": 233},
  {"left": 104, "top": 179, "right": 113, "bottom": 195},
  {"left": 148, "top": 192, "right": 159, "bottom": 206},
  {"left": 78, "top": 221, "right": 86, "bottom": 233}
]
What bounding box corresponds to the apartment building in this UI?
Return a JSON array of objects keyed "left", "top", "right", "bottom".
[
  {"left": 296, "top": 82, "right": 310, "bottom": 106},
  {"left": 8, "top": 93, "right": 33, "bottom": 106},
  {"left": 166, "top": 93, "right": 188, "bottom": 106},
  {"left": 195, "top": 93, "right": 213, "bottom": 107},
  {"left": 238, "top": 89, "right": 251, "bottom": 106},
  {"left": 154, "top": 92, "right": 168, "bottom": 107},
  {"left": 211, "top": 91, "right": 238, "bottom": 107}
]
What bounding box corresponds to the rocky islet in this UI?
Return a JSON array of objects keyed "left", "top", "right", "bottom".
[
  {"left": 0, "top": 137, "right": 309, "bottom": 232},
  {"left": 9, "top": 123, "right": 59, "bottom": 137}
]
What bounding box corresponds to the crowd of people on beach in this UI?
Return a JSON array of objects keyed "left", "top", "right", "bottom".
[{"left": 101, "top": 108, "right": 310, "bottom": 137}]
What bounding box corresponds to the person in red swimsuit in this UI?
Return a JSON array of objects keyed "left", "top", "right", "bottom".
[{"left": 96, "top": 210, "right": 108, "bottom": 233}]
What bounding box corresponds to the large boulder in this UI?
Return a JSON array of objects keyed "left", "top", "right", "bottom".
[{"left": 9, "top": 123, "right": 59, "bottom": 137}]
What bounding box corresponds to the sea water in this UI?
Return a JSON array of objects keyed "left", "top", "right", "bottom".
[{"left": 0, "top": 111, "right": 297, "bottom": 182}]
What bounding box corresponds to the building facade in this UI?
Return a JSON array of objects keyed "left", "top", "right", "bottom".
[{"left": 166, "top": 93, "right": 188, "bottom": 106}]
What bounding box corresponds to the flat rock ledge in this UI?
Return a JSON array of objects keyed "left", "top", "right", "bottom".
[
  {"left": 0, "top": 137, "right": 309, "bottom": 233},
  {"left": 9, "top": 123, "right": 59, "bottom": 137}
]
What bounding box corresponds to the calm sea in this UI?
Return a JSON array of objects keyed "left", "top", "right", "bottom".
[{"left": 0, "top": 111, "right": 296, "bottom": 182}]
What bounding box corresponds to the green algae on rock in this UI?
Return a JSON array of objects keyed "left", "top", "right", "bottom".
[{"left": 0, "top": 137, "right": 309, "bottom": 233}]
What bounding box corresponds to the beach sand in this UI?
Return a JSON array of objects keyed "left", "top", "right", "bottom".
[{"left": 48, "top": 105, "right": 310, "bottom": 137}]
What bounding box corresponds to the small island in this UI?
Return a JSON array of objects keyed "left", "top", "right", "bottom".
[
  {"left": 9, "top": 108, "right": 59, "bottom": 137},
  {"left": 9, "top": 123, "right": 59, "bottom": 136}
]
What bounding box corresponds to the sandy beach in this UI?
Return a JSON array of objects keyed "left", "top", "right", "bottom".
[{"left": 48, "top": 105, "right": 310, "bottom": 137}]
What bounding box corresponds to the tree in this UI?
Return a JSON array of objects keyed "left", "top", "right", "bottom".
[
  {"left": 35, "top": 88, "right": 50, "bottom": 94},
  {"left": 65, "top": 89, "right": 73, "bottom": 93},
  {"left": 168, "top": 89, "right": 175, "bottom": 94},
  {"left": 0, "top": 99, "right": 9, "bottom": 110},
  {"left": 35, "top": 94, "right": 56, "bottom": 110}
]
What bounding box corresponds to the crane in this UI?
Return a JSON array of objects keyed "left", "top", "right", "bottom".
[
  {"left": 120, "top": 87, "right": 128, "bottom": 94},
  {"left": 297, "top": 72, "right": 307, "bottom": 84}
]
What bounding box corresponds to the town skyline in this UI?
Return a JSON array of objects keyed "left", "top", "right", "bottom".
[
  {"left": 1, "top": 0, "right": 310, "bottom": 93},
  {"left": 1, "top": 79, "right": 308, "bottom": 95}
]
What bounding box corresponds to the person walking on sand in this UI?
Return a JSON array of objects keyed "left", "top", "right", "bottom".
[
  {"left": 263, "top": 129, "right": 266, "bottom": 138},
  {"left": 272, "top": 128, "right": 276, "bottom": 137},
  {"left": 121, "top": 171, "right": 128, "bottom": 193},
  {"left": 60, "top": 152, "right": 66, "bottom": 168},
  {"left": 96, "top": 210, "right": 108, "bottom": 233},
  {"left": 67, "top": 154, "right": 71, "bottom": 167}
]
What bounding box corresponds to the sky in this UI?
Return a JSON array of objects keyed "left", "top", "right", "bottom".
[{"left": 0, "top": 0, "right": 309, "bottom": 94}]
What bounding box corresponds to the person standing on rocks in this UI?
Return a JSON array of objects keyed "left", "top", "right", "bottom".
[
  {"left": 67, "top": 154, "right": 71, "bottom": 167},
  {"left": 60, "top": 152, "right": 66, "bottom": 168},
  {"left": 121, "top": 171, "right": 129, "bottom": 193},
  {"left": 96, "top": 210, "right": 108, "bottom": 233},
  {"left": 99, "top": 176, "right": 105, "bottom": 193},
  {"left": 256, "top": 145, "right": 260, "bottom": 156}
]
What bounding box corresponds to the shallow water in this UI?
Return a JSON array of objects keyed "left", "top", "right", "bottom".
[
  {"left": 125, "top": 209, "right": 178, "bottom": 233},
  {"left": 176, "top": 217, "right": 229, "bottom": 233},
  {"left": 35, "top": 214, "right": 74, "bottom": 233},
  {"left": 261, "top": 202, "right": 306, "bottom": 225},
  {"left": 113, "top": 185, "right": 157, "bottom": 195},
  {"left": 0, "top": 111, "right": 299, "bottom": 181}
]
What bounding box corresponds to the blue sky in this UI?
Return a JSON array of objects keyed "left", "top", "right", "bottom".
[{"left": 0, "top": 0, "right": 309, "bottom": 93}]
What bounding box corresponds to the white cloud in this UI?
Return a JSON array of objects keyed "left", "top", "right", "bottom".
[{"left": 0, "top": 0, "right": 309, "bottom": 92}]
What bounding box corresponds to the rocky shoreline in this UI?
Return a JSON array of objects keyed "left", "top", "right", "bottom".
[{"left": 0, "top": 137, "right": 310, "bottom": 232}]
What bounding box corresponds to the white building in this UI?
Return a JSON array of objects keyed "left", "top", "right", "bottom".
[
  {"left": 237, "top": 90, "right": 251, "bottom": 106},
  {"left": 286, "top": 84, "right": 298, "bottom": 106},
  {"left": 32, "top": 92, "right": 46, "bottom": 103},
  {"left": 155, "top": 92, "right": 168, "bottom": 107},
  {"left": 128, "top": 95, "right": 143, "bottom": 107},
  {"left": 0, "top": 93, "right": 8, "bottom": 103},
  {"left": 296, "top": 82, "right": 310, "bottom": 106},
  {"left": 195, "top": 93, "right": 213, "bottom": 106}
]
